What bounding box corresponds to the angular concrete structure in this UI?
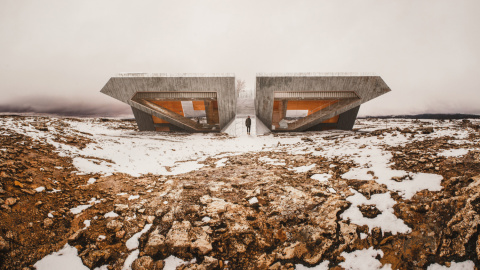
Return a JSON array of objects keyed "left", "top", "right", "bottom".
[
  {"left": 255, "top": 73, "right": 391, "bottom": 132},
  {"left": 100, "top": 73, "right": 236, "bottom": 132}
]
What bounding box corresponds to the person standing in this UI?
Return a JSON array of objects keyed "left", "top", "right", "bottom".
[{"left": 245, "top": 116, "right": 252, "bottom": 135}]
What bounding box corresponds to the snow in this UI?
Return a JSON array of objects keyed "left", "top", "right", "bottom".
[
  {"left": 295, "top": 261, "right": 330, "bottom": 270},
  {"left": 128, "top": 195, "right": 139, "bottom": 200},
  {"left": 327, "top": 187, "right": 337, "bottom": 193},
  {"left": 163, "top": 255, "right": 188, "bottom": 270},
  {"left": 48, "top": 212, "right": 54, "bottom": 218},
  {"left": 35, "top": 186, "right": 45, "bottom": 192},
  {"left": 70, "top": 204, "right": 92, "bottom": 215},
  {"left": 97, "top": 235, "right": 106, "bottom": 241},
  {"left": 438, "top": 149, "right": 469, "bottom": 157},
  {"left": 249, "top": 197, "right": 259, "bottom": 204},
  {"left": 202, "top": 216, "right": 211, "bottom": 222},
  {"left": 70, "top": 198, "right": 101, "bottom": 214},
  {"left": 87, "top": 178, "right": 96, "bottom": 184},
  {"left": 126, "top": 224, "right": 153, "bottom": 250},
  {"left": 360, "top": 233, "right": 368, "bottom": 240},
  {"left": 215, "top": 158, "right": 228, "bottom": 167},
  {"left": 121, "top": 250, "right": 139, "bottom": 270},
  {"left": 289, "top": 164, "right": 316, "bottom": 173},
  {"left": 340, "top": 247, "right": 392, "bottom": 270},
  {"left": 259, "top": 156, "right": 286, "bottom": 166},
  {"left": 427, "top": 261, "right": 475, "bottom": 270},
  {"left": 311, "top": 173, "right": 331, "bottom": 182},
  {"left": 104, "top": 211, "right": 119, "bottom": 218},
  {"left": 341, "top": 189, "right": 411, "bottom": 235},
  {"left": 34, "top": 244, "right": 89, "bottom": 270},
  {"left": 83, "top": 220, "right": 91, "bottom": 229}
]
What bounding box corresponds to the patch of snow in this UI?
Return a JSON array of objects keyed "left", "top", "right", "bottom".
[
  {"left": 341, "top": 189, "right": 411, "bottom": 235},
  {"left": 249, "top": 197, "right": 259, "bottom": 204},
  {"left": 202, "top": 217, "right": 211, "bottom": 223},
  {"left": 327, "top": 187, "right": 337, "bottom": 193},
  {"left": 295, "top": 261, "right": 330, "bottom": 270},
  {"left": 426, "top": 261, "right": 475, "bottom": 270},
  {"left": 289, "top": 164, "right": 316, "bottom": 173},
  {"left": 104, "top": 211, "right": 119, "bottom": 218},
  {"left": 117, "top": 192, "right": 128, "bottom": 196},
  {"left": 121, "top": 250, "right": 139, "bottom": 270},
  {"left": 163, "top": 255, "right": 188, "bottom": 270},
  {"left": 438, "top": 149, "right": 469, "bottom": 157},
  {"left": 126, "top": 224, "right": 153, "bottom": 250},
  {"left": 34, "top": 244, "right": 89, "bottom": 270},
  {"left": 48, "top": 212, "right": 54, "bottom": 218},
  {"left": 340, "top": 247, "right": 392, "bottom": 270},
  {"left": 35, "top": 186, "right": 45, "bottom": 192},
  {"left": 97, "top": 235, "right": 106, "bottom": 241},
  {"left": 360, "top": 233, "right": 368, "bottom": 240},
  {"left": 311, "top": 173, "right": 331, "bottom": 182},
  {"left": 70, "top": 198, "right": 101, "bottom": 215},
  {"left": 93, "top": 265, "right": 109, "bottom": 270},
  {"left": 87, "top": 178, "right": 96, "bottom": 184},
  {"left": 70, "top": 205, "right": 92, "bottom": 215},
  {"left": 215, "top": 158, "right": 228, "bottom": 167},
  {"left": 128, "top": 195, "right": 139, "bottom": 200},
  {"left": 83, "top": 220, "right": 91, "bottom": 229},
  {"left": 259, "top": 156, "right": 286, "bottom": 166}
]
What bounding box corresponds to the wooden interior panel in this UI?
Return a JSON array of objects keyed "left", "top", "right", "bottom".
[
  {"left": 149, "top": 100, "right": 184, "bottom": 116},
  {"left": 192, "top": 101, "right": 205, "bottom": 111},
  {"left": 286, "top": 100, "right": 339, "bottom": 115},
  {"left": 155, "top": 126, "right": 170, "bottom": 132}
]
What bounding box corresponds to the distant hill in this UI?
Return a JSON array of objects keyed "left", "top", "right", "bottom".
[{"left": 361, "top": 114, "right": 480, "bottom": 120}]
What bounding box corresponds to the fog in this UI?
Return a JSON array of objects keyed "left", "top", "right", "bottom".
[{"left": 0, "top": 0, "right": 479, "bottom": 117}]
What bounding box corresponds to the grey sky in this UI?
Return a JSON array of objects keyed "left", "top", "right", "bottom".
[{"left": 0, "top": 0, "right": 479, "bottom": 117}]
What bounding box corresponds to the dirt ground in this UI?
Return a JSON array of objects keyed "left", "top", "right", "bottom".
[{"left": 1, "top": 116, "right": 480, "bottom": 269}]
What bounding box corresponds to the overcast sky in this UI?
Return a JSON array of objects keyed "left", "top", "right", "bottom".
[{"left": 0, "top": 0, "right": 479, "bottom": 117}]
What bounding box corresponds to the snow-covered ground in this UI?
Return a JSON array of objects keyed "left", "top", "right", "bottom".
[{"left": 2, "top": 117, "right": 479, "bottom": 269}]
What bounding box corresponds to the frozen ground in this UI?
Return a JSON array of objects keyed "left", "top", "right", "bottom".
[{"left": 0, "top": 116, "right": 479, "bottom": 269}]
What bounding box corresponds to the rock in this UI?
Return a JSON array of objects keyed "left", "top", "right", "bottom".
[
  {"left": 191, "top": 227, "right": 212, "bottom": 255},
  {"left": 114, "top": 204, "right": 129, "bottom": 213},
  {"left": 43, "top": 218, "right": 53, "bottom": 228},
  {"left": 5, "top": 198, "right": 17, "bottom": 206},
  {"left": 0, "top": 235, "right": 9, "bottom": 252},
  {"left": 106, "top": 220, "right": 123, "bottom": 232},
  {"left": 14, "top": 181, "right": 23, "bottom": 188},
  {"left": 82, "top": 249, "right": 111, "bottom": 268},
  {"left": 132, "top": 256, "right": 154, "bottom": 270},
  {"left": 358, "top": 204, "right": 381, "bottom": 218},
  {"left": 166, "top": 221, "right": 192, "bottom": 249},
  {"left": 154, "top": 260, "right": 165, "bottom": 269},
  {"left": 276, "top": 242, "right": 308, "bottom": 260},
  {"left": 145, "top": 227, "right": 167, "bottom": 256},
  {"left": 69, "top": 230, "right": 83, "bottom": 241},
  {"left": 146, "top": 215, "right": 155, "bottom": 224},
  {"left": 202, "top": 256, "right": 219, "bottom": 268},
  {"left": 116, "top": 230, "right": 126, "bottom": 239},
  {"left": 21, "top": 188, "right": 35, "bottom": 195},
  {"left": 256, "top": 253, "right": 275, "bottom": 268}
]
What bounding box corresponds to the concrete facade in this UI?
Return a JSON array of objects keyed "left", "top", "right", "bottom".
[
  {"left": 255, "top": 73, "right": 391, "bottom": 132},
  {"left": 100, "top": 73, "right": 236, "bottom": 132}
]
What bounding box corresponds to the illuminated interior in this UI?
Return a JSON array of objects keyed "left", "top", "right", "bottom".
[
  {"left": 147, "top": 100, "right": 219, "bottom": 131},
  {"left": 272, "top": 100, "right": 340, "bottom": 129}
]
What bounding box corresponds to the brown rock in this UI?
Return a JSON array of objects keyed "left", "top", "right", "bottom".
[
  {"left": 106, "top": 220, "right": 123, "bottom": 232},
  {"left": 5, "top": 198, "right": 17, "bottom": 206},
  {"left": 145, "top": 227, "right": 167, "bottom": 256},
  {"left": 43, "top": 218, "right": 53, "bottom": 228},
  {"left": 14, "top": 181, "right": 23, "bottom": 188},
  {"left": 0, "top": 235, "right": 9, "bottom": 252},
  {"left": 132, "top": 256, "right": 154, "bottom": 270},
  {"left": 116, "top": 230, "right": 126, "bottom": 239},
  {"left": 166, "top": 221, "right": 192, "bottom": 249}
]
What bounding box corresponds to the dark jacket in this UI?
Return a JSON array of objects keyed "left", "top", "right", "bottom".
[{"left": 245, "top": 118, "right": 251, "bottom": 127}]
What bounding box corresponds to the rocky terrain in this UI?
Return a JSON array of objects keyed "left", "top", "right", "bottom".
[{"left": 0, "top": 116, "right": 479, "bottom": 270}]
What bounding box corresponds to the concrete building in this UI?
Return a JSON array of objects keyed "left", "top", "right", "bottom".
[
  {"left": 101, "top": 72, "right": 390, "bottom": 133},
  {"left": 255, "top": 73, "right": 391, "bottom": 132},
  {"left": 100, "top": 73, "right": 236, "bottom": 132}
]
